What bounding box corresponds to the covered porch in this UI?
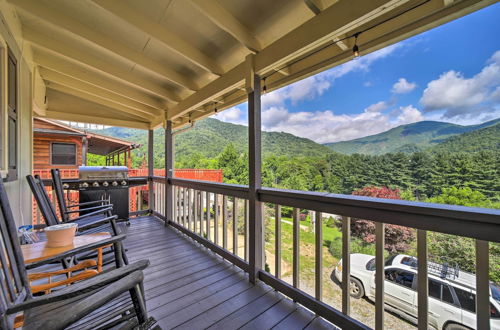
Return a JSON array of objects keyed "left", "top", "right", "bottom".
[{"left": 0, "top": 0, "right": 499, "bottom": 329}]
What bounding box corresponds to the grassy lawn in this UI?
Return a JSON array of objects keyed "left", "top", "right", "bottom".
[{"left": 264, "top": 215, "right": 342, "bottom": 280}]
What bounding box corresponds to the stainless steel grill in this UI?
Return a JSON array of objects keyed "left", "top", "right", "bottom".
[{"left": 78, "top": 166, "right": 129, "bottom": 220}]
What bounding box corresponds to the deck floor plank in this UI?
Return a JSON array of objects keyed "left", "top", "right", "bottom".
[{"left": 123, "top": 216, "right": 329, "bottom": 330}]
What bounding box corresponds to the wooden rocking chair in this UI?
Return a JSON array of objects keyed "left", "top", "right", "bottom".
[
  {"left": 0, "top": 179, "right": 155, "bottom": 329},
  {"left": 51, "top": 168, "right": 113, "bottom": 224}
]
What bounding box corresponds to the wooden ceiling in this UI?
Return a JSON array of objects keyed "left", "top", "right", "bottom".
[{"left": 6, "top": 0, "right": 495, "bottom": 129}]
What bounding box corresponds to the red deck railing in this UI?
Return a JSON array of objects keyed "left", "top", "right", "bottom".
[{"left": 32, "top": 168, "right": 223, "bottom": 224}]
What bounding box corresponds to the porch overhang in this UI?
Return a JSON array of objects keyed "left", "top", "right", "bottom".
[{"left": 6, "top": 0, "right": 495, "bottom": 130}]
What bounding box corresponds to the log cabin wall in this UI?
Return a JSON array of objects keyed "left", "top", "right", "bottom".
[{"left": 33, "top": 118, "right": 84, "bottom": 170}]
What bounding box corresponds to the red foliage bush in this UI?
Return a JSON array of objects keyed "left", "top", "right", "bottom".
[{"left": 350, "top": 186, "right": 415, "bottom": 254}]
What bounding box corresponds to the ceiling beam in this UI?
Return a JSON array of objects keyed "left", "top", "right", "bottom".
[
  {"left": 91, "top": 0, "right": 224, "bottom": 76},
  {"left": 171, "top": 0, "right": 407, "bottom": 119},
  {"left": 24, "top": 28, "right": 181, "bottom": 103},
  {"left": 45, "top": 110, "right": 151, "bottom": 130},
  {"left": 46, "top": 82, "right": 156, "bottom": 122},
  {"left": 304, "top": 0, "right": 324, "bottom": 15},
  {"left": 189, "top": 0, "right": 262, "bottom": 52},
  {"left": 33, "top": 51, "right": 165, "bottom": 110},
  {"left": 39, "top": 67, "right": 162, "bottom": 117},
  {"left": 10, "top": 0, "right": 198, "bottom": 91}
]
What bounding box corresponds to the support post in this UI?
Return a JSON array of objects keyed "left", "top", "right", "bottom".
[
  {"left": 417, "top": 229, "right": 428, "bottom": 330},
  {"left": 165, "top": 121, "right": 174, "bottom": 225},
  {"left": 148, "top": 129, "right": 154, "bottom": 212},
  {"left": 248, "top": 72, "right": 263, "bottom": 284}
]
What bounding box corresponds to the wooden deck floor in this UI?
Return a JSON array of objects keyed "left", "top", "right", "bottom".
[{"left": 123, "top": 216, "right": 336, "bottom": 330}]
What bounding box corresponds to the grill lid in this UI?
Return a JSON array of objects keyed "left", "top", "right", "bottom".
[{"left": 79, "top": 166, "right": 129, "bottom": 180}]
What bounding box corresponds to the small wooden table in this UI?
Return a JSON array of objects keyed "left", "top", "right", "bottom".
[
  {"left": 22, "top": 232, "right": 112, "bottom": 271},
  {"left": 21, "top": 232, "right": 112, "bottom": 294}
]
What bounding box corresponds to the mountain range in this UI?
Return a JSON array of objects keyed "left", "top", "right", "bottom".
[
  {"left": 324, "top": 118, "right": 500, "bottom": 155},
  {"left": 95, "top": 117, "right": 499, "bottom": 160}
]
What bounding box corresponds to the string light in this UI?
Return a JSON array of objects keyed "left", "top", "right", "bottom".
[
  {"left": 263, "top": 77, "right": 267, "bottom": 94},
  {"left": 214, "top": 102, "right": 218, "bottom": 113},
  {"left": 261, "top": 0, "right": 431, "bottom": 82},
  {"left": 352, "top": 33, "right": 360, "bottom": 58}
]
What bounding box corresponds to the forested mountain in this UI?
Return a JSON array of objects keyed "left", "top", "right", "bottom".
[
  {"left": 324, "top": 118, "right": 500, "bottom": 155},
  {"left": 428, "top": 123, "right": 500, "bottom": 153},
  {"left": 95, "top": 118, "right": 332, "bottom": 168}
]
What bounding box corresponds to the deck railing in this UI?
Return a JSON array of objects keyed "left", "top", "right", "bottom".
[{"left": 151, "top": 176, "right": 500, "bottom": 330}]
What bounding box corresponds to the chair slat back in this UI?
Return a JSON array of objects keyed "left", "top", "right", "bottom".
[
  {"left": 51, "top": 169, "right": 70, "bottom": 222},
  {"left": 0, "top": 180, "right": 31, "bottom": 328},
  {"left": 26, "top": 175, "right": 60, "bottom": 226}
]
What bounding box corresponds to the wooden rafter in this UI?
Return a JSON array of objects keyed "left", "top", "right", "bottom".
[
  {"left": 45, "top": 82, "right": 156, "bottom": 122},
  {"left": 39, "top": 67, "right": 162, "bottom": 117},
  {"left": 189, "top": 0, "right": 262, "bottom": 52},
  {"left": 10, "top": 0, "right": 198, "bottom": 91},
  {"left": 92, "top": 0, "right": 224, "bottom": 76},
  {"left": 24, "top": 28, "right": 181, "bottom": 103}
]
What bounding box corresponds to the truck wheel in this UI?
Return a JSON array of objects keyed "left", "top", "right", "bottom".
[
  {"left": 349, "top": 277, "right": 364, "bottom": 299},
  {"left": 444, "top": 323, "right": 470, "bottom": 330}
]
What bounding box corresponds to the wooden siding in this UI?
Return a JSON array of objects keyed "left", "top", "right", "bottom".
[
  {"left": 33, "top": 118, "right": 84, "bottom": 170},
  {"left": 33, "top": 134, "right": 83, "bottom": 170}
]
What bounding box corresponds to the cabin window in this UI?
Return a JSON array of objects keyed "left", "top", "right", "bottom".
[
  {"left": 51, "top": 143, "right": 77, "bottom": 165},
  {"left": 6, "top": 48, "right": 17, "bottom": 181}
]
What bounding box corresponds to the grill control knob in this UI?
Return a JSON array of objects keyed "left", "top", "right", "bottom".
[
  {"left": 81, "top": 182, "right": 89, "bottom": 188},
  {"left": 121, "top": 180, "right": 127, "bottom": 186},
  {"left": 112, "top": 181, "right": 118, "bottom": 187},
  {"left": 92, "top": 181, "right": 99, "bottom": 187},
  {"left": 102, "top": 181, "right": 109, "bottom": 187}
]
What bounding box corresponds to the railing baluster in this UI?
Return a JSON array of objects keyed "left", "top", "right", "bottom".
[
  {"left": 193, "top": 190, "right": 198, "bottom": 233},
  {"left": 214, "top": 194, "right": 219, "bottom": 245},
  {"left": 417, "top": 229, "right": 428, "bottom": 330},
  {"left": 199, "top": 191, "right": 203, "bottom": 235},
  {"left": 275, "top": 204, "right": 281, "bottom": 278},
  {"left": 476, "top": 239, "right": 490, "bottom": 330},
  {"left": 293, "top": 207, "right": 300, "bottom": 289},
  {"left": 233, "top": 197, "right": 238, "bottom": 255},
  {"left": 223, "top": 195, "right": 228, "bottom": 249},
  {"left": 342, "top": 216, "right": 351, "bottom": 315},
  {"left": 175, "top": 186, "right": 179, "bottom": 223},
  {"left": 188, "top": 188, "right": 193, "bottom": 231},
  {"left": 183, "top": 187, "right": 187, "bottom": 227},
  {"left": 375, "top": 222, "right": 385, "bottom": 330},
  {"left": 206, "top": 191, "right": 210, "bottom": 241},
  {"left": 315, "top": 211, "right": 323, "bottom": 301},
  {"left": 245, "top": 199, "right": 249, "bottom": 261}
]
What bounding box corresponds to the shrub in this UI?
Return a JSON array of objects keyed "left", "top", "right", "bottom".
[{"left": 339, "top": 186, "right": 416, "bottom": 254}]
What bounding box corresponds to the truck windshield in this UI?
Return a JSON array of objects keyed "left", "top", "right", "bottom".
[{"left": 492, "top": 283, "right": 500, "bottom": 303}]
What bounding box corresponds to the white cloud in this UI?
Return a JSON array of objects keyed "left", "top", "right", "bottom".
[
  {"left": 365, "top": 101, "right": 388, "bottom": 113},
  {"left": 391, "top": 78, "right": 417, "bottom": 94},
  {"left": 396, "top": 105, "right": 424, "bottom": 124},
  {"left": 420, "top": 50, "right": 500, "bottom": 119},
  {"left": 213, "top": 106, "right": 246, "bottom": 125},
  {"left": 261, "top": 104, "right": 424, "bottom": 143}
]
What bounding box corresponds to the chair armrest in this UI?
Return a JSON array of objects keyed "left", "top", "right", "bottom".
[
  {"left": 65, "top": 204, "right": 113, "bottom": 214},
  {"left": 77, "top": 215, "right": 118, "bottom": 231},
  {"left": 67, "top": 200, "right": 110, "bottom": 208},
  {"left": 25, "top": 234, "right": 126, "bottom": 269},
  {"left": 8, "top": 260, "right": 149, "bottom": 314},
  {"left": 68, "top": 207, "right": 113, "bottom": 222}
]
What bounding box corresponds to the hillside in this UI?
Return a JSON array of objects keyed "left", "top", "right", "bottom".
[
  {"left": 324, "top": 118, "right": 500, "bottom": 155},
  {"left": 428, "top": 122, "right": 500, "bottom": 153},
  {"left": 95, "top": 118, "right": 332, "bottom": 166}
]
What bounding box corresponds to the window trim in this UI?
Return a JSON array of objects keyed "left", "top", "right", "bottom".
[
  {"left": 5, "top": 47, "right": 17, "bottom": 182},
  {"left": 50, "top": 142, "right": 77, "bottom": 166}
]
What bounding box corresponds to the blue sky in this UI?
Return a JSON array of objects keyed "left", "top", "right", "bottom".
[{"left": 214, "top": 3, "right": 500, "bottom": 143}]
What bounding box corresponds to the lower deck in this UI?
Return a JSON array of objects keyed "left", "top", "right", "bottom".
[{"left": 123, "top": 216, "right": 335, "bottom": 330}]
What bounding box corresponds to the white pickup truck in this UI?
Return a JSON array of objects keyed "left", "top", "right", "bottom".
[{"left": 333, "top": 254, "right": 500, "bottom": 330}]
